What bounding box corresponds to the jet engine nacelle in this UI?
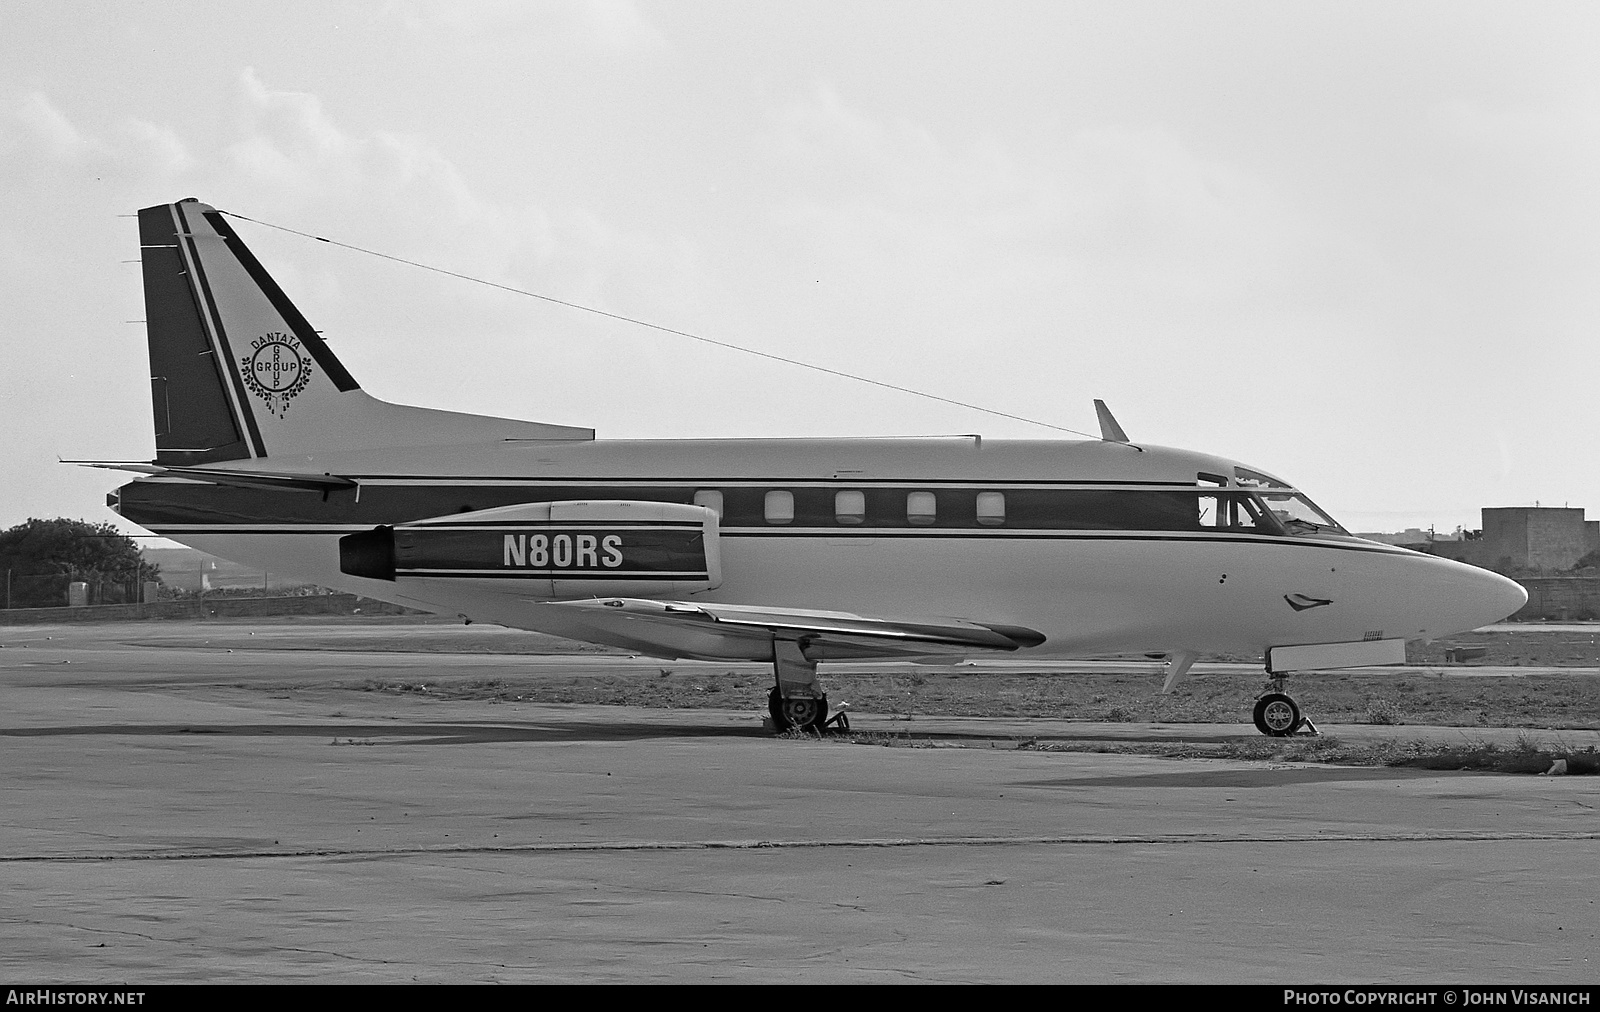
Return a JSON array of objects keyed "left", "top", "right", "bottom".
[{"left": 339, "top": 500, "right": 722, "bottom": 599}]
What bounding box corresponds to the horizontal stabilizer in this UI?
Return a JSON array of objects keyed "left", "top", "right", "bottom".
[{"left": 73, "top": 460, "right": 356, "bottom": 493}]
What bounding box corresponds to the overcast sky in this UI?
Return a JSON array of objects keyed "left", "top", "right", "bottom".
[{"left": 2, "top": 0, "right": 1596, "bottom": 537}]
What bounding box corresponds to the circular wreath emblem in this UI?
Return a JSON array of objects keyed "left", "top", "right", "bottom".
[{"left": 241, "top": 332, "right": 314, "bottom": 416}]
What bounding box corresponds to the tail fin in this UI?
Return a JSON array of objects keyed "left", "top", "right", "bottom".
[{"left": 138, "top": 198, "right": 592, "bottom": 465}]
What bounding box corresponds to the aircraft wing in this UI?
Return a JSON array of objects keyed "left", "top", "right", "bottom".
[{"left": 549, "top": 597, "right": 1046, "bottom": 662}]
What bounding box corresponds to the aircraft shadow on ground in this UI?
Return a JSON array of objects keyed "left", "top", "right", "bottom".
[
  {"left": 0, "top": 720, "right": 1271, "bottom": 748},
  {"left": 0, "top": 720, "right": 776, "bottom": 745},
  {"left": 1025, "top": 767, "right": 1433, "bottom": 788}
]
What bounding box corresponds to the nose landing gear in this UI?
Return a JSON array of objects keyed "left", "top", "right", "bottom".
[{"left": 1253, "top": 675, "right": 1318, "bottom": 737}]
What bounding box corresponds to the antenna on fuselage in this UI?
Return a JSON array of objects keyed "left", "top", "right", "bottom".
[{"left": 1094, "top": 399, "right": 1130, "bottom": 443}]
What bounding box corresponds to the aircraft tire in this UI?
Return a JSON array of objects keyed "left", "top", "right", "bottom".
[
  {"left": 769, "top": 688, "right": 827, "bottom": 733},
  {"left": 1253, "top": 693, "right": 1300, "bottom": 737}
]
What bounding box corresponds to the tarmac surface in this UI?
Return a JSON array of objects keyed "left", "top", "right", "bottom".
[{"left": 1, "top": 622, "right": 1597, "bottom": 983}]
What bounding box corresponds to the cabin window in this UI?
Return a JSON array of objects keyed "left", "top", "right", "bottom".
[
  {"left": 693, "top": 490, "right": 723, "bottom": 518},
  {"left": 976, "top": 491, "right": 1005, "bottom": 526},
  {"left": 835, "top": 490, "right": 866, "bottom": 525},
  {"left": 906, "top": 491, "right": 937, "bottom": 526},
  {"left": 764, "top": 490, "right": 794, "bottom": 524}
]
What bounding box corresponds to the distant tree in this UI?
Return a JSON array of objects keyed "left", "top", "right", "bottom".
[{"left": 0, "top": 518, "right": 159, "bottom": 608}]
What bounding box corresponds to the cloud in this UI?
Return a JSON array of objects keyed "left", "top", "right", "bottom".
[
  {"left": 759, "top": 81, "right": 1340, "bottom": 352},
  {"left": 207, "top": 69, "right": 715, "bottom": 421},
  {"left": 396, "top": 0, "right": 664, "bottom": 53},
  {"left": 6, "top": 92, "right": 93, "bottom": 160},
  {"left": 0, "top": 91, "right": 193, "bottom": 182},
  {"left": 110, "top": 118, "right": 192, "bottom": 176},
  {"left": 223, "top": 68, "right": 546, "bottom": 276},
  {"left": 219, "top": 67, "right": 704, "bottom": 307},
  {"left": 0, "top": 92, "right": 103, "bottom": 179}
]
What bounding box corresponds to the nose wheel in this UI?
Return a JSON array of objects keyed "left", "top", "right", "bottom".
[
  {"left": 1252, "top": 676, "right": 1318, "bottom": 737},
  {"left": 1253, "top": 693, "right": 1300, "bottom": 736}
]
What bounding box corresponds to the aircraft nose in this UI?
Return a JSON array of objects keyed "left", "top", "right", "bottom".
[
  {"left": 1481, "top": 569, "right": 1529, "bottom": 625},
  {"left": 1450, "top": 563, "right": 1528, "bottom": 631}
]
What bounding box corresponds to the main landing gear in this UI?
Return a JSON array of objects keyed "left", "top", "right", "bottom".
[
  {"left": 767, "top": 638, "right": 849, "bottom": 734},
  {"left": 1252, "top": 674, "right": 1318, "bottom": 737}
]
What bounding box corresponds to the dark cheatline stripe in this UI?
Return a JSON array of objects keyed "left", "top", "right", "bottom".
[
  {"left": 175, "top": 201, "right": 266, "bottom": 459},
  {"left": 142, "top": 523, "right": 1399, "bottom": 554},
  {"left": 118, "top": 480, "right": 1399, "bottom": 555},
  {"left": 413, "top": 519, "right": 705, "bottom": 529},
  {"left": 351, "top": 475, "right": 1188, "bottom": 486},
  {"left": 393, "top": 571, "right": 709, "bottom": 580},
  {"left": 204, "top": 210, "right": 360, "bottom": 392},
  {"left": 719, "top": 530, "right": 1398, "bottom": 552}
]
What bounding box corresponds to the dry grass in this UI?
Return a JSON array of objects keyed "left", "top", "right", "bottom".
[{"left": 361, "top": 666, "right": 1600, "bottom": 732}]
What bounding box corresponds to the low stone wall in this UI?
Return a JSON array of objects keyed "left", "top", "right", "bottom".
[
  {"left": 1513, "top": 578, "right": 1600, "bottom": 621},
  {"left": 0, "top": 594, "right": 426, "bottom": 624}
]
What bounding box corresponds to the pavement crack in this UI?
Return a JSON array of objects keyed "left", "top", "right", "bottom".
[
  {"left": 4, "top": 829, "right": 1600, "bottom": 864},
  {"left": 273, "top": 946, "right": 399, "bottom": 965},
  {"left": 1, "top": 916, "right": 181, "bottom": 946}
]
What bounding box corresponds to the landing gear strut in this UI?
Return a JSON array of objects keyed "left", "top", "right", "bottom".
[
  {"left": 767, "top": 638, "right": 848, "bottom": 733},
  {"left": 1252, "top": 675, "right": 1318, "bottom": 737}
]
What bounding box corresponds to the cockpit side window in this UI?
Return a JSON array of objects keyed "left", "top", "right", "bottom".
[
  {"left": 1229, "top": 466, "right": 1349, "bottom": 537},
  {"left": 1197, "top": 492, "right": 1278, "bottom": 532}
]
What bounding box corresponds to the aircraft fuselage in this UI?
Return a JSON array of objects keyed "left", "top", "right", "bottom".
[{"left": 115, "top": 435, "right": 1526, "bottom": 662}]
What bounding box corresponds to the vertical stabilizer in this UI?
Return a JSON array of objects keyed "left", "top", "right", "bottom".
[
  {"left": 139, "top": 201, "right": 254, "bottom": 464},
  {"left": 136, "top": 198, "right": 592, "bottom": 464}
]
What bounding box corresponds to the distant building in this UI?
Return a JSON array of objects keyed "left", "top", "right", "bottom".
[
  {"left": 1426, "top": 507, "right": 1599, "bottom": 574},
  {"left": 1354, "top": 527, "right": 1460, "bottom": 547},
  {"left": 141, "top": 547, "right": 308, "bottom": 594}
]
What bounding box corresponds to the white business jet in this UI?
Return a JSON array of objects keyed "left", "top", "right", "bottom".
[{"left": 89, "top": 199, "right": 1527, "bottom": 736}]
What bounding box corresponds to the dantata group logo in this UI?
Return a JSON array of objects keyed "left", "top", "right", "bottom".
[{"left": 240, "top": 332, "right": 314, "bottom": 416}]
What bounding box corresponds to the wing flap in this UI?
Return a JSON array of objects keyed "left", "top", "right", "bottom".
[{"left": 554, "top": 597, "right": 1045, "bottom": 660}]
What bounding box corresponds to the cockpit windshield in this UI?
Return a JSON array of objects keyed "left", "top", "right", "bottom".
[
  {"left": 1232, "top": 467, "right": 1293, "bottom": 490},
  {"left": 1258, "top": 492, "right": 1346, "bottom": 536},
  {"left": 1231, "top": 467, "right": 1348, "bottom": 537}
]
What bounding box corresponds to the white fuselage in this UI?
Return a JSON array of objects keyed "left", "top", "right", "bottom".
[{"left": 117, "top": 435, "right": 1527, "bottom": 663}]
